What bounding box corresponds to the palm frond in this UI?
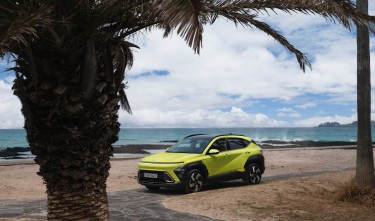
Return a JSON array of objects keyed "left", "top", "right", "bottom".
[
  {"left": 0, "top": 0, "right": 52, "bottom": 54},
  {"left": 119, "top": 82, "right": 132, "bottom": 114},
  {"left": 120, "top": 41, "right": 139, "bottom": 69},
  {"left": 114, "top": 45, "right": 125, "bottom": 84},
  {"left": 194, "top": 0, "right": 375, "bottom": 71},
  {"left": 82, "top": 38, "right": 97, "bottom": 101},
  {"left": 114, "top": 41, "right": 138, "bottom": 112},
  {"left": 202, "top": 7, "right": 311, "bottom": 71},
  {"left": 248, "top": 16, "right": 311, "bottom": 71},
  {"left": 208, "top": 0, "right": 375, "bottom": 33},
  {"left": 158, "top": 0, "right": 205, "bottom": 54}
]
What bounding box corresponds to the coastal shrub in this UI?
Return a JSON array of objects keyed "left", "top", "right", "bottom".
[{"left": 336, "top": 181, "right": 375, "bottom": 206}]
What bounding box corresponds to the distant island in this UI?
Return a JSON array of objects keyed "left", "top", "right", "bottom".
[{"left": 318, "top": 121, "right": 375, "bottom": 127}]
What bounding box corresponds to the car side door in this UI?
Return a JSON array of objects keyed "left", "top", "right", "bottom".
[
  {"left": 225, "top": 138, "right": 252, "bottom": 171},
  {"left": 202, "top": 138, "right": 238, "bottom": 176}
]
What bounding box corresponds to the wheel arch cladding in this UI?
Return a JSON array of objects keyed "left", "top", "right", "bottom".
[
  {"left": 245, "top": 155, "right": 265, "bottom": 174},
  {"left": 182, "top": 161, "right": 209, "bottom": 179}
]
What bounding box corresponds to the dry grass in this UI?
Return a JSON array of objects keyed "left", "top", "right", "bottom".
[
  {"left": 165, "top": 171, "right": 375, "bottom": 221},
  {"left": 336, "top": 181, "right": 375, "bottom": 206}
]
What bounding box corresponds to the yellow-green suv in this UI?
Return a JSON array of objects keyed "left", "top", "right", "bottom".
[{"left": 138, "top": 134, "right": 265, "bottom": 193}]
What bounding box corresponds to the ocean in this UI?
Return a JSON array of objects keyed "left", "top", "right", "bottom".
[{"left": 0, "top": 127, "right": 367, "bottom": 149}]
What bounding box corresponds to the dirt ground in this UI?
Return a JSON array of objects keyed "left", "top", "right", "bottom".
[
  {"left": 163, "top": 148, "right": 375, "bottom": 221},
  {"left": 0, "top": 147, "right": 374, "bottom": 220}
]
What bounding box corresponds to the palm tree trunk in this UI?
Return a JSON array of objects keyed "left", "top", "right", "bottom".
[
  {"left": 13, "top": 45, "right": 120, "bottom": 219},
  {"left": 356, "top": 0, "right": 375, "bottom": 188}
]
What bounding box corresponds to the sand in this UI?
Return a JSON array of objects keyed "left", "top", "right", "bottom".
[{"left": 0, "top": 147, "right": 374, "bottom": 220}]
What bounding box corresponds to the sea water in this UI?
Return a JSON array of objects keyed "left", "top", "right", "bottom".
[{"left": 0, "top": 127, "right": 367, "bottom": 149}]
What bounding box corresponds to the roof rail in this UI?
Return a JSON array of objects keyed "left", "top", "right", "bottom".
[
  {"left": 220, "top": 133, "right": 245, "bottom": 137},
  {"left": 184, "top": 133, "right": 246, "bottom": 139},
  {"left": 184, "top": 134, "right": 207, "bottom": 138}
]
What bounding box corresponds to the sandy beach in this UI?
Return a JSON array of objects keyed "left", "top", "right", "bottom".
[{"left": 0, "top": 147, "right": 374, "bottom": 220}]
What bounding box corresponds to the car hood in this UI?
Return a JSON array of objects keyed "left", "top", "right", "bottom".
[{"left": 141, "top": 152, "right": 200, "bottom": 164}]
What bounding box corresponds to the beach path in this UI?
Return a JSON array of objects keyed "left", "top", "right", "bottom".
[
  {"left": 0, "top": 189, "right": 219, "bottom": 221},
  {"left": 0, "top": 147, "right": 373, "bottom": 220}
]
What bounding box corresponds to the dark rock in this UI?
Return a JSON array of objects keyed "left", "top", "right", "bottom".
[
  {"left": 0, "top": 147, "right": 30, "bottom": 158},
  {"left": 112, "top": 144, "right": 171, "bottom": 154}
]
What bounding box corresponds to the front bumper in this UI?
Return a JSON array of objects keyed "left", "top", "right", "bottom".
[
  {"left": 138, "top": 170, "right": 183, "bottom": 189},
  {"left": 138, "top": 180, "right": 183, "bottom": 188}
]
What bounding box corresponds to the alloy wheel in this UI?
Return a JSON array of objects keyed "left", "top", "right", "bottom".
[
  {"left": 244, "top": 163, "right": 262, "bottom": 184},
  {"left": 185, "top": 169, "right": 203, "bottom": 193}
]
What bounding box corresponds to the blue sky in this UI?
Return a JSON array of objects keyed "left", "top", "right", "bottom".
[{"left": 0, "top": 4, "right": 374, "bottom": 128}]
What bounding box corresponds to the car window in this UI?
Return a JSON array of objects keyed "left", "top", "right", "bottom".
[
  {"left": 193, "top": 139, "right": 210, "bottom": 153},
  {"left": 167, "top": 137, "right": 211, "bottom": 154},
  {"left": 228, "top": 138, "right": 250, "bottom": 150},
  {"left": 211, "top": 138, "right": 227, "bottom": 152}
]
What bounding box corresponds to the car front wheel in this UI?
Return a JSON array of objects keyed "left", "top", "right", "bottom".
[
  {"left": 184, "top": 169, "right": 204, "bottom": 193},
  {"left": 244, "top": 163, "right": 262, "bottom": 184}
]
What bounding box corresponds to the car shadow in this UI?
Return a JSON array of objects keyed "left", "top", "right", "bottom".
[
  {"left": 138, "top": 180, "right": 249, "bottom": 196},
  {"left": 137, "top": 168, "right": 355, "bottom": 196}
]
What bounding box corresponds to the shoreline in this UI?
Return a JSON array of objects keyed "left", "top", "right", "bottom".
[
  {"left": 0, "top": 142, "right": 365, "bottom": 167},
  {"left": 0, "top": 140, "right": 364, "bottom": 160},
  {"left": 0, "top": 140, "right": 370, "bottom": 160},
  {"left": 0, "top": 141, "right": 366, "bottom": 159},
  {"left": 0, "top": 145, "right": 359, "bottom": 166}
]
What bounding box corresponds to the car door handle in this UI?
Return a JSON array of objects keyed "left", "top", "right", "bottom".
[{"left": 245, "top": 151, "right": 250, "bottom": 154}]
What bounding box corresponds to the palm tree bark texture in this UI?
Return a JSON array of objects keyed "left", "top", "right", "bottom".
[
  {"left": 356, "top": 0, "right": 375, "bottom": 188},
  {"left": 13, "top": 42, "right": 123, "bottom": 219},
  {"left": 2, "top": 0, "right": 375, "bottom": 220}
]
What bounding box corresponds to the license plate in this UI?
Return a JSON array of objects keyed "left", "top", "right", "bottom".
[{"left": 144, "top": 173, "right": 158, "bottom": 179}]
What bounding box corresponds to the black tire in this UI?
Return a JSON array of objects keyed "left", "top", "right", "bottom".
[
  {"left": 244, "top": 163, "right": 262, "bottom": 184},
  {"left": 184, "top": 169, "right": 204, "bottom": 193},
  {"left": 145, "top": 185, "right": 160, "bottom": 191}
]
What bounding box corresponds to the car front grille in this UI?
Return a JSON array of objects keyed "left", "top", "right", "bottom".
[{"left": 138, "top": 170, "right": 174, "bottom": 183}]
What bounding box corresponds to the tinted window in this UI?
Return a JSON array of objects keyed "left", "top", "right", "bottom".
[
  {"left": 167, "top": 137, "right": 211, "bottom": 154},
  {"left": 228, "top": 138, "right": 250, "bottom": 150},
  {"left": 211, "top": 138, "right": 227, "bottom": 152}
]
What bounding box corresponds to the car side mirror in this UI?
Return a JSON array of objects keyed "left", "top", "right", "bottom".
[{"left": 208, "top": 149, "right": 219, "bottom": 155}]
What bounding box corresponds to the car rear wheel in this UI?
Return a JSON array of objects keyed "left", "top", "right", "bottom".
[
  {"left": 244, "top": 163, "right": 262, "bottom": 184},
  {"left": 145, "top": 185, "right": 160, "bottom": 191},
  {"left": 184, "top": 169, "right": 204, "bottom": 193}
]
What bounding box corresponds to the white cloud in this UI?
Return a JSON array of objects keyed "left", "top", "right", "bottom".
[
  {"left": 133, "top": 17, "right": 371, "bottom": 96},
  {"left": 120, "top": 11, "right": 375, "bottom": 128},
  {"left": 0, "top": 80, "right": 24, "bottom": 129},
  {"left": 277, "top": 108, "right": 294, "bottom": 112},
  {"left": 276, "top": 108, "right": 301, "bottom": 118},
  {"left": 1, "top": 3, "right": 375, "bottom": 129},
  {"left": 295, "top": 102, "right": 317, "bottom": 109},
  {"left": 120, "top": 107, "right": 287, "bottom": 128}
]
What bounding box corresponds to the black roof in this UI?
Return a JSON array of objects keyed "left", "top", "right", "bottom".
[{"left": 184, "top": 133, "right": 245, "bottom": 139}]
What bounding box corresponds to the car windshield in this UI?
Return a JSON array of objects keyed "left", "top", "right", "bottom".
[{"left": 166, "top": 137, "right": 211, "bottom": 154}]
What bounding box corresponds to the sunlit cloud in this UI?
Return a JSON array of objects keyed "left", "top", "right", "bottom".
[
  {"left": 0, "top": 80, "right": 23, "bottom": 129},
  {"left": 295, "top": 102, "right": 317, "bottom": 109},
  {"left": 0, "top": 3, "right": 375, "bottom": 128},
  {"left": 119, "top": 107, "right": 287, "bottom": 128}
]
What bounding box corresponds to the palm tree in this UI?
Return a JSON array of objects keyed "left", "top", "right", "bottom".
[
  {"left": 1, "top": 0, "right": 375, "bottom": 219},
  {"left": 356, "top": 0, "right": 375, "bottom": 188}
]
